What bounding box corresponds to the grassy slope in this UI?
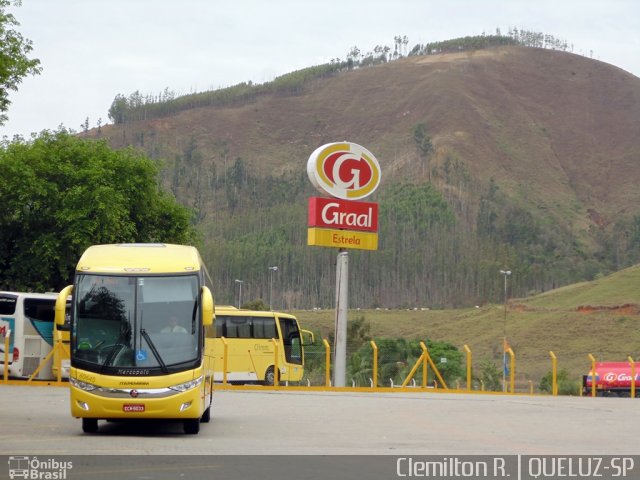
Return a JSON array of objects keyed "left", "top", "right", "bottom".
[
  {"left": 293, "top": 265, "right": 640, "bottom": 387},
  {"left": 100, "top": 46, "right": 640, "bottom": 243}
]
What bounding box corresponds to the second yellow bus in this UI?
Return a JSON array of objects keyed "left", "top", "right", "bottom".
[{"left": 208, "top": 306, "right": 313, "bottom": 385}]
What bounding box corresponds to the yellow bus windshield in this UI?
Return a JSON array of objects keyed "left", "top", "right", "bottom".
[{"left": 73, "top": 273, "right": 201, "bottom": 375}]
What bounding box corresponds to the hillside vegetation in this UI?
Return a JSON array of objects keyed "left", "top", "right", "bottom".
[
  {"left": 294, "top": 265, "right": 640, "bottom": 389},
  {"left": 89, "top": 35, "right": 640, "bottom": 310}
]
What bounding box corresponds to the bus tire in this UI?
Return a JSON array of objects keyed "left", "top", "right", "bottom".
[
  {"left": 201, "top": 406, "right": 211, "bottom": 423},
  {"left": 184, "top": 419, "right": 200, "bottom": 434},
  {"left": 264, "top": 366, "right": 277, "bottom": 386},
  {"left": 82, "top": 418, "right": 98, "bottom": 434}
]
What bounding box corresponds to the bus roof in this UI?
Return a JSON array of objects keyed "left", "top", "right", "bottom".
[
  {"left": 0, "top": 291, "right": 58, "bottom": 299},
  {"left": 76, "top": 244, "right": 203, "bottom": 274},
  {"left": 214, "top": 305, "right": 297, "bottom": 320}
]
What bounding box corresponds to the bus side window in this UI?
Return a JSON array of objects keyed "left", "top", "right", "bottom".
[
  {"left": 257, "top": 317, "right": 276, "bottom": 339},
  {"left": 253, "top": 318, "right": 264, "bottom": 338},
  {"left": 237, "top": 317, "right": 251, "bottom": 338},
  {"left": 0, "top": 294, "right": 18, "bottom": 315},
  {"left": 215, "top": 316, "right": 226, "bottom": 337},
  {"left": 226, "top": 318, "right": 240, "bottom": 338},
  {"left": 206, "top": 315, "right": 223, "bottom": 338},
  {"left": 24, "top": 300, "right": 55, "bottom": 323}
]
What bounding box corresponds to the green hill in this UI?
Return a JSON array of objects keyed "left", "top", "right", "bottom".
[
  {"left": 294, "top": 265, "right": 640, "bottom": 389},
  {"left": 91, "top": 41, "right": 640, "bottom": 310}
]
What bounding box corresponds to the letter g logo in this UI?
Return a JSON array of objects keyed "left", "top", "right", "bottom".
[{"left": 307, "top": 142, "right": 381, "bottom": 200}]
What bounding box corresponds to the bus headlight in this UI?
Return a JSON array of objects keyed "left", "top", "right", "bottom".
[
  {"left": 69, "top": 377, "right": 97, "bottom": 391},
  {"left": 169, "top": 376, "right": 203, "bottom": 392}
]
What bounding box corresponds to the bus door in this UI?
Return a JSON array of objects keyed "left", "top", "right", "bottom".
[
  {"left": 277, "top": 317, "right": 302, "bottom": 366},
  {"left": 22, "top": 296, "right": 56, "bottom": 379}
]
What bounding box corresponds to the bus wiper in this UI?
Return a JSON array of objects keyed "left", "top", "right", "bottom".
[
  {"left": 191, "top": 297, "right": 198, "bottom": 335},
  {"left": 140, "top": 328, "right": 168, "bottom": 374}
]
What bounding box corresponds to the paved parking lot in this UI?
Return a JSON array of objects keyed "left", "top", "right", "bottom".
[{"left": 0, "top": 384, "right": 639, "bottom": 455}]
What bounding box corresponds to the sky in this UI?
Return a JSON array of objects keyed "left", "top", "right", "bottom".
[{"left": 1, "top": 0, "right": 639, "bottom": 140}]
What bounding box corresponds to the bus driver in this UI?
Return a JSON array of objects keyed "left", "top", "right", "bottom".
[{"left": 161, "top": 316, "right": 188, "bottom": 334}]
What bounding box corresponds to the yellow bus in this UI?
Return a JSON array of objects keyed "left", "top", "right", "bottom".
[
  {"left": 54, "top": 243, "right": 214, "bottom": 434},
  {"left": 208, "top": 306, "right": 313, "bottom": 385}
]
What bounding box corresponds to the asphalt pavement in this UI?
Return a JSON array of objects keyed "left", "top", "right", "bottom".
[{"left": 1, "top": 384, "right": 638, "bottom": 456}]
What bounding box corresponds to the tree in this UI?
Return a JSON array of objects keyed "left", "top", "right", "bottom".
[
  {"left": 413, "top": 123, "right": 433, "bottom": 179},
  {"left": 0, "top": 0, "right": 41, "bottom": 125},
  {"left": 0, "top": 129, "right": 198, "bottom": 291}
]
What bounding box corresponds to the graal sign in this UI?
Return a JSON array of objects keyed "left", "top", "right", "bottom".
[
  {"left": 308, "top": 197, "right": 378, "bottom": 232},
  {"left": 307, "top": 142, "right": 381, "bottom": 200},
  {"left": 306, "top": 142, "right": 381, "bottom": 387},
  {"left": 306, "top": 142, "right": 380, "bottom": 251}
]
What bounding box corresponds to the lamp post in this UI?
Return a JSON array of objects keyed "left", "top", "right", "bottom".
[
  {"left": 500, "top": 269, "right": 511, "bottom": 392},
  {"left": 268, "top": 266, "right": 278, "bottom": 310},
  {"left": 234, "top": 279, "right": 243, "bottom": 308}
]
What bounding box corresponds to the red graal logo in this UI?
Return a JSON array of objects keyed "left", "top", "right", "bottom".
[{"left": 307, "top": 142, "right": 381, "bottom": 200}]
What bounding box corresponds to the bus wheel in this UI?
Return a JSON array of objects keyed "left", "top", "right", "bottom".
[
  {"left": 201, "top": 406, "right": 211, "bottom": 423},
  {"left": 264, "top": 366, "right": 277, "bottom": 386},
  {"left": 184, "top": 419, "right": 200, "bottom": 434},
  {"left": 82, "top": 418, "right": 98, "bottom": 434}
]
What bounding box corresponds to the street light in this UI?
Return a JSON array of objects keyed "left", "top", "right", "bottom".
[
  {"left": 234, "top": 279, "right": 243, "bottom": 308},
  {"left": 268, "top": 266, "right": 278, "bottom": 310},
  {"left": 500, "top": 269, "right": 511, "bottom": 392}
]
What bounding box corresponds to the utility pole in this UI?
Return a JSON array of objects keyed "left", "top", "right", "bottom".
[
  {"left": 333, "top": 250, "right": 348, "bottom": 387},
  {"left": 234, "top": 279, "right": 243, "bottom": 308},
  {"left": 268, "top": 266, "right": 278, "bottom": 310},
  {"left": 500, "top": 269, "right": 511, "bottom": 392}
]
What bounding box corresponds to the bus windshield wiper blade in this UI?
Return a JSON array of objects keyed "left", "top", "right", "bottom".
[
  {"left": 140, "top": 328, "right": 168, "bottom": 374},
  {"left": 191, "top": 297, "right": 198, "bottom": 335}
]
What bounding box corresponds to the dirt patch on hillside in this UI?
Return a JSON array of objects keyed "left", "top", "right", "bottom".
[
  {"left": 576, "top": 304, "right": 640, "bottom": 314},
  {"left": 511, "top": 303, "right": 538, "bottom": 312}
]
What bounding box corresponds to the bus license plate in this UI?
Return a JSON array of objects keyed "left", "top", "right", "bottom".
[{"left": 123, "top": 404, "right": 145, "bottom": 412}]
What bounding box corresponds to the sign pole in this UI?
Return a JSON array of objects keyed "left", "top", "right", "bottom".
[
  {"left": 333, "top": 249, "right": 348, "bottom": 387},
  {"left": 306, "top": 142, "right": 381, "bottom": 389}
]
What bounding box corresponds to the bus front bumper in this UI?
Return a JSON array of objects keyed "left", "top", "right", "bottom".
[{"left": 70, "top": 383, "right": 205, "bottom": 420}]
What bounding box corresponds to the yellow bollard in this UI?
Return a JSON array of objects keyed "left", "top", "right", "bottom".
[
  {"left": 529, "top": 380, "right": 534, "bottom": 395},
  {"left": 370, "top": 340, "right": 378, "bottom": 388},
  {"left": 271, "top": 338, "right": 279, "bottom": 387},
  {"left": 401, "top": 352, "right": 426, "bottom": 388},
  {"left": 3, "top": 332, "right": 10, "bottom": 382},
  {"left": 420, "top": 341, "right": 428, "bottom": 388},
  {"left": 424, "top": 346, "right": 449, "bottom": 390},
  {"left": 463, "top": 345, "right": 472, "bottom": 391},
  {"left": 588, "top": 353, "right": 597, "bottom": 397},
  {"left": 480, "top": 379, "right": 485, "bottom": 392},
  {"left": 549, "top": 351, "right": 558, "bottom": 396},
  {"left": 629, "top": 356, "right": 636, "bottom": 399},
  {"left": 507, "top": 348, "right": 515, "bottom": 394},
  {"left": 323, "top": 339, "right": 331, "bottom": 387},
  {"left": 221, "top": 337, "right": 228, "bottom": 385},
  {"left": 55, "top": 338, "right": 62, "bottom": 383}
]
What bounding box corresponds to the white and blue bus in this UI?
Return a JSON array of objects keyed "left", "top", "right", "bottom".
[{"left": 0, "top": 291, "right": 64, "bottom": 380}]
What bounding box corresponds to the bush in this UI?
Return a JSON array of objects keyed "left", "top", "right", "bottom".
[
  {"left": 539, "top": 368, "right": 580, "bottom": 395},
  {"left": 478, "top": 358, "right": 502, "bottom": 391}
]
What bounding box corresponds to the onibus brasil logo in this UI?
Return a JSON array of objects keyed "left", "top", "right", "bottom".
[
  {"left": 8, "top": 456, "right": 73, "bottom": 479},
  {"left": 307, "top": 142, "right": 381, "bottom": 200}
]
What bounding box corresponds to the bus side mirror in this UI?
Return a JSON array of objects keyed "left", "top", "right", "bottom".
[
  {"left": 55, "top": 285, "right": 73, "bottom": 327},
  {"left": 301, "top": 329, "right": 315, "bottom": 346},
  {"left": 201, "top": 286, "right": 214, "bottom": 327}
]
